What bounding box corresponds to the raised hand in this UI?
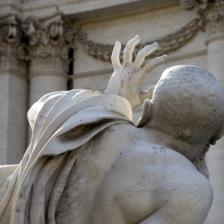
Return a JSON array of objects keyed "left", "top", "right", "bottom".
[{"left": 105, "top": 35, "right": 167, "bottom": 109}]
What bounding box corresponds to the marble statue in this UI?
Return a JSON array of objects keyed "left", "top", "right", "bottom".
[{"left": 0, "top": 35, "right": 224, "bottom": 224}]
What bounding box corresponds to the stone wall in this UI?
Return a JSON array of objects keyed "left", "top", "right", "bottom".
[{"left": 73, "top": 4, "right": 207, "bottom": 90}]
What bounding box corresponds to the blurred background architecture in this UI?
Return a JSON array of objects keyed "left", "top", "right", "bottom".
[{"left": 0, "top": 0, "right": 223, "bottom": 223}]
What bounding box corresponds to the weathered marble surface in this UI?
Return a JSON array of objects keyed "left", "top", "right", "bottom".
[{"left": 0, "top": 36, "right": 224, "bottom": 224}]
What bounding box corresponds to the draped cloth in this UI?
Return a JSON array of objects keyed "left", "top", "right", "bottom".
[{"left": 0, "top": 89, "right": 133, "bottom": 224}]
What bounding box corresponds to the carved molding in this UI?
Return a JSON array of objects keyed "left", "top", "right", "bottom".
[
  {"left": 0, "top": 14, "right": 20, "bottom": 44},
  {"left": 77, "top": 16, "right": 204, "bottom": 63},
  {"left": 0, "top": 0, "right": 222, "bottom": 69},
  {"left": 21, "top": 12, "right": 79, "bottom": 61},
  {"left": 0, "top": 14, "right": 27, "bottom": 77},
  {"left": 179, "top": 0, "right": 196, "bottom": 10},
  {"left": 206, "top": 0, "right": 224, "bottom": 42},
  {"left": 76, "top": 1, "right": 210, "bottom": 63},
  {"left": 0, "top": 11, "right": 80, "bottom": 77},
  {"left": 20, "top": 11, "right": 80, "bottom": 77}
]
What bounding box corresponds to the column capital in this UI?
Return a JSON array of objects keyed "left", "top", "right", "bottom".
[
  {"left": 206, "top": 0, "right": 224, "bottom": 43},
  {"left": 0, "top": 14, "right": 27, "bottom": 77},
  {"left": 22, "top": 12, "right": 79, "bottom": 77}
]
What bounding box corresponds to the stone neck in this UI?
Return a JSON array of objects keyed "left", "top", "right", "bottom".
[{"left": 139, "top": 126, "right": 204, "bottom": 162}]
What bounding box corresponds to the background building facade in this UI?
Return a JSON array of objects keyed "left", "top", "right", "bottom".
[{"left": 0, "top": 0, "right": 224, "bottom": 223}]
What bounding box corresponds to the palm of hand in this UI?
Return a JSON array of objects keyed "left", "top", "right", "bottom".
[{"left": 105, "top": 35, "right": 167, "bottom": 109}]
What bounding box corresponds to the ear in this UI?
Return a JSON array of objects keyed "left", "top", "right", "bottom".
[
  {"left": 136, "top": 99, "right": 153, "bottom": 127},
  {"left": 219, "top": 125, "right": 224, "bottom": 138},
  {"left": 210, "top": 125, "right": 224, "bottom": 145}
]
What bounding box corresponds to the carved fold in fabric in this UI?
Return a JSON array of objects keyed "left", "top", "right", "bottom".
[{"left": 0, "top": 89, "right": 133, "bottom": 224}]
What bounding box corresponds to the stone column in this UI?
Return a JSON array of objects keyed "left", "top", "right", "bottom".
[
  {"left": 0, "top": 15, "right": 28, "bottom": 164},
  {"left": 205, "top": 1, "right": 224, "bottom": 223},
  {"left": 28, "top": 47, "right": 67, "bottom": 106},
  {"left": 24, "top": 13, "right": 72, "bottom": 106}
]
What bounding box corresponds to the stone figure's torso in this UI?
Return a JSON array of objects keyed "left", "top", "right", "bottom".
[{"left": 56, "top": 123, "right": 212, "bottom": 224}]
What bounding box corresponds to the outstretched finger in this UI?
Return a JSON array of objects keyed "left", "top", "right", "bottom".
[
  {"left": 134, "top": 42, "right": 159, "bottom": 68},
  {"left": 123, "top": 35, "right": 141, "bottom": 65},
  {"left": 142, "top": 54, "right": 168, "bottom": 78},
  {"left": 111, "top": 41, "right": 121, "bottom": 71}
]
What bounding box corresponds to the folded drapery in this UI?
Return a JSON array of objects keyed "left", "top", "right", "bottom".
[{"left": 0, "top": 89, "right": 133, "bottom": 224}]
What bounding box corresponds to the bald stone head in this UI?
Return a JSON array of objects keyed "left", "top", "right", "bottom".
[{"left": 150, "top": 65, "right": 224, "bottom": 146}]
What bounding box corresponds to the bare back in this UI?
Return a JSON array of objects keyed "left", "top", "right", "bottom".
[{"left": 56, "top": 124, "right": 212, "bottom": 224}]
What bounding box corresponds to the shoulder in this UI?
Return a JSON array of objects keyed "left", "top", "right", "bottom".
[
  {"left": 104, "top": 140, "right": 212, "bottom": 195},
  {"left": 114, "top": 141, "right": 195, "bottom": 173},
  {"left": 96, "top": 140, "right": 212, "bottom": 222}
]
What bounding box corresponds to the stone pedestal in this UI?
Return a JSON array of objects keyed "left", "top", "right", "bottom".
[{"left": 205, "top": 2, "right": 224, "bottom": 223}]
